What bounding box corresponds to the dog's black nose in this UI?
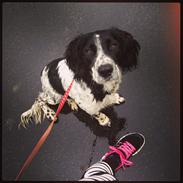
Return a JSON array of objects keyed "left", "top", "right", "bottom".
[{"left": 98, "top": 64, "right": 113, "bottom": 78}]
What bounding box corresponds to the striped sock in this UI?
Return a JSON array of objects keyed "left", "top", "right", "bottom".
[
  {"left": 79, "top": 161, "right": 117, "bottom": 181},
  {"left": 102, "top": 153, "right": 121, "bottom": 173}
]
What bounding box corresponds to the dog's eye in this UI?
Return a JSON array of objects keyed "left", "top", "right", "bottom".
[
  {"left": 110, "top": 43, "right": 118, "bottom": 50},
  {"left": 84, "top": 45, "right": 96, "bottom": 56},
  {"left": 85, "top": 48, "right": 94, "bottom": 55}
]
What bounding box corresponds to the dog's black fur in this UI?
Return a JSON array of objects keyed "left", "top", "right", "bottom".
[
  {"left": 64, "top": 27, "right": 140, "bottom": 101},
  {"left": 57, "top": 27, "right": 139, "bottom": 144},
  {"left": 21, "top": 27, "right": 140, "bottom": 145}
]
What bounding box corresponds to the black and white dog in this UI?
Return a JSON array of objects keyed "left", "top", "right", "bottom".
[{"left": 20, "top": 27, "right": 140, "bottom": 128}]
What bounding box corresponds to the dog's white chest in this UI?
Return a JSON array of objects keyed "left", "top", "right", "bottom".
[{"left": 57, "top": 59, "right": 96, "bottom": 112}]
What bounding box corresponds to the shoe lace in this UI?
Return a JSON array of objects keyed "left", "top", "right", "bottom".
[{"left": 104, "top": 141, "right": 136, "bottom": 171}]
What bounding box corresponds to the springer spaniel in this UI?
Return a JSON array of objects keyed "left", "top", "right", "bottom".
[{"left": 20, "top": 27, "right": 140, "bottom": 128}]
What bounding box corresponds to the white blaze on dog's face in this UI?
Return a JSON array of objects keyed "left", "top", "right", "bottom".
[
  {"left": 65, "top": 28, "right": 140, "bottom": 93},
  {"left": 91, "top": 34, "right": 122, "bottom": 92}
]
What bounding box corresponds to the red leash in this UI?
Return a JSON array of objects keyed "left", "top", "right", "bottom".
[{"left": 15, "top": 80, "right": 74, "bottom": 181}]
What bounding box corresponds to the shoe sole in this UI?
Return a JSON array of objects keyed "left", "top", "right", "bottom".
[{"left": 116, "top": 132, "right": 145, "bottom": 156}]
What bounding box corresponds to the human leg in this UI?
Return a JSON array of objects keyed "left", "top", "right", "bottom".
[{"left": 79, "top": 132, "right": 145, "bottom": 181}]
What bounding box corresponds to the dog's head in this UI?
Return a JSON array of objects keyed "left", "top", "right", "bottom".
[{"left": 65, "top": 27, "right": 140, "bottom": 88}]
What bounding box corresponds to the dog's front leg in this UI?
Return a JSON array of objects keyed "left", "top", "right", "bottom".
[
  {"left": 90, "top": 93, "right": 124, "bottom": 127},
  {"left": 93, "top": 112, "right": 111, "bottom": 127},
  {"left": 93, "top": 93, "right": 125, "bottom": 127},
  {"left": 74, "top": 93, "right": 125, "bottom": 127},
  {"left": 108, "top": 93, "right": 125, "bottom": 105}
]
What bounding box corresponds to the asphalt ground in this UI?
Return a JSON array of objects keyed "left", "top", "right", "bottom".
[{"left": 2, "top": 3, "right": 180, "bottom": 181}]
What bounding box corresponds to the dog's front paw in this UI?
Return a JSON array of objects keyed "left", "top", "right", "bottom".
[
  {"left": 94, "top": 112, "right": 111, "bottom": 127},
  {"left": 112, "top": 93, "right": 125, "bottom": 104},
  {"left": 67, "top": 99, "right": 78, "bottom": 111}
]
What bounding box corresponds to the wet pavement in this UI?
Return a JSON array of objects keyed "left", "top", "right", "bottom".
[{"left": 2, "top": 3, "right": 180, "bottom": 181}]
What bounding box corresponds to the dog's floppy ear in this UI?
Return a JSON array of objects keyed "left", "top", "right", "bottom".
[
  {"left": 111, "top": 27, "right": 140, "bottom": 72},
  {"left": 64, "top": 34, "right": 88, "bottom": 72}
]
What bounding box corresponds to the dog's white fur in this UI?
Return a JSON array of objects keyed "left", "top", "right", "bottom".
[
  {"left": 20, "top": 34, "right": 125, "bottom": 128},
  {"left": 92, "top": 35, "right": 122, "bottom": 92}
]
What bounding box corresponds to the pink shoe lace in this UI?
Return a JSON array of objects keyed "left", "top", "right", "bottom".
[{"left": 102, "top": 141, "right": 136, "bottom": 171}]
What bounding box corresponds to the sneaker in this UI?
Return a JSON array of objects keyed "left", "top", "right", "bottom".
[{"left": 101, "top": 132, "right": 145, "bottom": 172}]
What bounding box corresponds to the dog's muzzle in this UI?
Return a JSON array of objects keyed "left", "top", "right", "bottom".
[{"left": 98, "top": 64, "right": 113, "bottom": 79}]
